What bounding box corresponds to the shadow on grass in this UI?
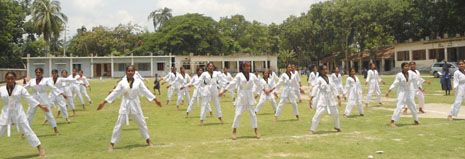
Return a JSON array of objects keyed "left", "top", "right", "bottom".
[
  {"left": 37, "top": 134, "right": 57, "bottom": 137},
  {"left": 276, "top": 119, "right": 299, "bottom": 122},
  {"left": 312, "top": 130, "right": 339, "bottom": 135},
  {"left": 202, "top": 122, "right": 225, "bottom": 126},
  {"left": 346, "top": 115, "right": 364, "bottom": 119},
  {"left": 115, "top": 144, "right": 147, "bottom": 150},
  {"left": 6, "top": 154, "right": 38, "bottom": 159},
  {"left": 257, "top": 113, "right": 275, "bottom": 116}
]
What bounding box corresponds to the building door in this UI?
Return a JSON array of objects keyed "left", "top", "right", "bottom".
[
  {"left": 448, "top": 48, "right": 458, "bottom": 62},
  {"left": 94, "top": 64, "right": 102, "bottom": 77}
]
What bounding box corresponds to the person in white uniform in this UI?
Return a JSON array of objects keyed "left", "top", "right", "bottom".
[
  {"left": 0, "top": 72, "right": 46, "bottom": 157},
  {"left": 185, "top": 67, "right": 212, "bottom": 118},
  {"left": 254, "top": 71, "right": 278, "bottom": 114},
  {"left": 76, "top": 70, "right": 92, "bottom": 104},
  {"left": 219, "top": 67, "right": 235, "bottom": 100},
  {"left": 162, "top": 67, "right": 177, "bottom": 105},
  {"left": 49, "top": 69, "right": 73, "bottom": 123},
  {"left": 24, "top": 68, "right": 62, "bottom": 136},
  {"left": 269, "top": 66, "right": 280, "bottom": 82},
  {"left": 308, "top": 66, "right": 319, "bottom": 86},
  {"left": 71, "top": 69, "right": 86, "bottom": 110},
  {"left": 331, "top": 67, "right": 344, "bottom": 96},
  {"left": 170, "top": 66, "right": 191, "bottom": 111},
  {"left": 219, "top": 61, "right": 264, "bottom": 140},
  {"left": 386, "top": 62, "right": 421, "bottom": 127},
  {"left": 309, "top": 65, "right": 342, "bottom": 135},
  {"left": 365, "top": 63, "right": 386, "bottom": 107},
  {"left": 60, "top": 70, "right": 78, "bottom": 116},
  {"left": 343, "top": 68, "right": 364, "bottom": 118},
  {"left": 194, "top": 62, "right": 224, "bottom": 126},
  {"left": 291, "top": 64, "right": 302, "bottom": 102},
  {"left": 402, "top": 62, "right": 431, "bottom": 114},
  {"left": 448, "top": 60, "right": 465, "bottom": 121},
  {"left": 273, "top": 64, "right": 303, "bottom": 122},
  {"left": 97, "top": 65, "right": 162, "bottom": 152}
]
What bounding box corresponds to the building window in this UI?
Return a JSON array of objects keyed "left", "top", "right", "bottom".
[
  {"left": 412, "top": 50, "right": 426, "bottom": 60},
  {"left": 73, "top": 64, "right": 82, "bottom": 71},
  {"left": 182, "top": 62, "right": 191, "bottom": 70},
  {"left": 157, "top": 63, "right": 165, "bottom": 71},
  {"left": 135, "top": 63, "right": 150, "bottom": 71},
  {"left": 397, "top": 51, "right": 409, "bottom": 61},
  {"left": 429, "top": 49, "right": 445, "bottom": 61},
  {"left": 117, "top": 63, "right": 130, "bottom": 72}
]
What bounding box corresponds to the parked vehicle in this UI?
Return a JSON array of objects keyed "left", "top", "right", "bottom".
[{"left": 431, "top": 62, "right": 458, "bottom": 78}]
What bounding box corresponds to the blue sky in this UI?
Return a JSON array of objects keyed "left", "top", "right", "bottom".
[{"left": 60, "top": 0, "right": 324, "bottom": 37}]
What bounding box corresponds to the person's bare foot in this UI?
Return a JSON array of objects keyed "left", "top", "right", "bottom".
[
  {"left": 218, "top": 117, "right": 224, "bottom": 124},
  {"left": 296, "top": 115, "right": 301, "bottom": 120},
  {"left": 185, "top": 112, "right": 189, "bottom": 119},
  {"left": 176, "top": 106, "right": 179, "bottom": 111},
  {"left": 299, "top": 100, "right": 302, "bottom": 103},
  {"left": 82, "top": 105, "right": 86, "bottom": 110},
  {"left": 199, "top": 120, "right": 204, "bottom": 126},
  {"left": 308, "top": 130, "right": 314, "bottom": 135},
  {"left": 365, "top": 104, "right": 369, "bottom": 108},
  {"left": 66, "top": 118, "right": 71, "bottom": 124},
  {"left": 108, "top": 143, "right": 114, "bottom": 152},
  {"left": 166, "top": 101, "right": 169, "bottom": 105},
  {"left": 19, "top": 133, "right": 24, "bottom": 139},
  {"left": 448, "top": 115, "right": 454, "bottom": 121},
  {"left": 89, "top": 101, "right": 92, "bottom": 104},
  {"left": 255, "top": 128, "right": 261, "bottom": 139},
  {"left": 360, "top": 114, "right": 364, "bottom": 116},
  {"left": 379, "top": 102, "right": 383, "bottom": 105},
  {"left": 335, "top": 128, "right": 342, "bottom": 132},
  {"left": 343, "top": 114, "right": 348, "bottom": 118},
  {"left": 56, "top": 111, "right": 61, "bottom": 118},
  {"left": 232, "top": 133, "right": 236, "bottom": 140},
  {"left": 73, "top": 110, "right": 77, "bottom": 117},
  {"left": 419, "top": 108, "right": 425, "bottom": 113},
  {"left": 414, "top": 120, "right": 421, "bottom": 125},
  {"left": 54, "top": 127, "right": 60, "bottom": 136},
  {"left": 42, "top": 120, "right": 48, "bottom": 125},
  {"left": 209, "top": 112, "right": 213, "bottom": 117},
  {"left": 390, "top": 122, "right": 397, "bottom": 128},
  {"left": 402, "top": 108, "right": 408, "bottom": 115},
  {"left": 274, "top": 116, "right": 278, "bottom": 122},
  {"left": 146, "top": 139, "right": 154, "bottom": 147},
  {"left": 38, "top": 145, "right": 46, "bottom": 157}
]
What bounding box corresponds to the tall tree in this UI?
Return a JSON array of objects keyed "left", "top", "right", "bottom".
[
  {"left": 30, "top": 0, "right": 67, "bottom": 54},
  {"left": 148, "top": 7, "right": 172, "bottom": 32}
]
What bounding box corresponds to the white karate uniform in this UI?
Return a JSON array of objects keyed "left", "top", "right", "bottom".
[
  {"left": 163, "top": 72, "right": 177, "bottom": 101},
  {"left": 24, "top": 78, "right": 61, "bottom": 128},
  {"left": 0, "top": 85, "right": 41, "bottom": 147},
  {"left": 269, "top": 71, "right": 279, "bottom": 82},
  {"left": 105, "top": 78, "right": 156, "bottom": 144},
  {"left": 61, "top": 75, "right": 76, "bottom": 110},
  {"left": 292, "top": 70, "right": 302, "bottom": 101},
  {"left": 390, "top": 72, "right": 420, "bottom": 122},
  {"left": 254, "top": 77, "right": 277, "bottom": 113},
  {"left": 365, "top": 69, "right": 383, "bottom": 104},
  {"left": 331, "top": 73, "right": 344, "bottom": 95},
  {"left": 308, "top": 72, "right": 319, "bottom": 86},
  {"left": 77, "top": 76, "right": 92, "bottom": 103},
  {"left": 173, "top": 73, "right": 191, "bottom": 106},
  {"left": 224, "top": 73, "right": 262, "bottom": 128},
  {"left": 450, "top": 70, "right": 465, "bottom": 117},
  {"left": 219, "top": 72, "right": 235, "bottom": 99},
  {"left": 310, "top": 76, "right": 340, "bottom": 131},
  {"left": 71, "top": 75, "right": 85, "bottom": 105},
  {"left": 195, "top": 71, "right": 223, "bottom": 120},
  {"left": 403, "top": 70, "right": 425, "bottom": 109},
  {"left": 49, "top": 77, "right": 73, "bottom": 119},
  {"left": 186, "top": 75, "right": 212, "bottom": 113},
  {"left": 343, "top": 76, "right": 364, "bottom": 116},
  {"left": 274, "top": 72, "right": 299, "bottom": 117}
]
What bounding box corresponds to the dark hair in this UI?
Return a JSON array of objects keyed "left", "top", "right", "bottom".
[
  {"left": 240, "top": 61, "right": 250, "bottom": 73},
  {"left": 196, "top": 67, "right": 203, "bottom": 72},
  {"left": 61, "top": 70, "right": 68, "bottom": 74},
  {"left": 401, "top": 62, "right": 409, "bottom": 68},
  {"left": 5, "top": 71, "right": 16, "bottom": 78},
  {"left": 369, "top": 63, "right": 375, "bottom": 69},
  {"left": 263, "top": 70, "right": 269, "bottom": 80},
  {"left": 318, "top": 65, "right": 327, "bottom": 77},
  {"left": 126, "top": 65, "right": 135, "bottom": 71},
  {"left": 409, "top": 61, "right": 416, "bottom": 65},
  {"left": 78, "top": 70, "right": 83, "bottom": 73},
  {"left": 73, "top": 68, "right": 77, "bottom": 71},
  {"left": 52, "top": 69, "right": 58, "bottom": 73},
  {"left": 34, "top": 68, "right": 44, "bottom": 73},
  {"left": 180, "top": 66, "right": 185, "bottom": 70}
]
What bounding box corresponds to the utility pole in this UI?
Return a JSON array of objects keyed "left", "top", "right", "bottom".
[{"left": 63, "top": 23, "right": 69, "bottom": 57}]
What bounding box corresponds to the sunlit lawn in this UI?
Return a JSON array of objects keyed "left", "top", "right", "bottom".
[{"left": 0, "top": 74, "right": 464, "bottom": 159}]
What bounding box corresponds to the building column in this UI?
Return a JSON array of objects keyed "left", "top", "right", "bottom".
[
  {"left": 169, "top": 53, "right": 172, "bottom": 70},
  {"left": 251, "top": 61, "right": 255, "bottom": 72},
  {"left": 237, "top": 61, "right": 240, "bottom": 73},
  {"left": 48, "top": 56, "right": 52, "bottom": 77},
  {"left": 131, "top": 53, "right": 134, "bottom": 65},
  {"left": 342, "top": 61, "right": 345, "bottom": 71},
  {"left": 90, "top": 54, "right": 94, "bottom": 78},
  {"left": 26, "top": 54, "right": 30, "bottom": 77},
  {"left": 222, "top": 60, "right": 225, "bottom": 70},
  {"left": 69, "top": 53, "right": 73, "bottom": 73},
  {"left": 426, "top": 49, "right": 430, "bottom": 60},
  {"left": 265, "top": 60, "right": 268, "bottom": 70},
  {"left": 111, "top": 53, "right": 114, "bottom": 78},
  {"left": 150, "top": 53, "right": 154, "bottom": 76},
  {"left": 381, "top": 58, "right": 385, "bottom": 74},
  {"left": 409, "top": 50, "right": 413, "bottom": 61},
  {"left": 444, "top": 48, "right": 448, "bottom": 62}
]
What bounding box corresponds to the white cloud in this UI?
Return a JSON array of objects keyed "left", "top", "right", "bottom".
[
  {"left": 156, "top": 0, "right": 246, "bottom": 20},
  {"left": 71, "top": 0, "right": 105, "bottom": 11}
]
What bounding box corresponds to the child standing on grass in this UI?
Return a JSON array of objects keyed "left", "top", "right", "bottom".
[
  {"left": 97, "top": 65, "right": 162, "bottom": 152},
  {"left": 0, "top": 72, "right": 46, "bottom": 157},
  {"left": 343, "top": 68, "right": 364, "bottom": 118},
  {"left": 448, "top": 60, "right": 465, "bottom": 121},
  {"left": 365, "top": 63, "right": 386, "bottom": 107},
  {"left": 219, "top": 61, "right": 263, "bottom": 140},
  {"left": 254, "top": 71, "right": 278, "bottom": 114},
  {"left": 153, "top": 74, "right": 160, "bottom": 95},
  {"left": 309, "top": 65, "right": 342, "bottom": 135},
  {"left": 386, "top": 62, "right": 421, "bottom": 127},
  {"left": 441, "top": 65, "right": 452, "bottom": 96},
  {"left": 273, "top": 64, "right": 303, "bottom": 122}
]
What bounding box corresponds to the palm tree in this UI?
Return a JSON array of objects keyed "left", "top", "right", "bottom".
[
  {"left": 30, "top": 0, "right": 67, "bottom": 54},
  {"left": 147, "top": 7, "right": 172, "bottom": 32},
  {"left": 279, "top": 49, "right": 296, "bottom": 65}
]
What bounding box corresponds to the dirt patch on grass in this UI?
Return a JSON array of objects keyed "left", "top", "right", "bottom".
[{"left": 373, "top": 103, "right": 465, "bottom": 119}]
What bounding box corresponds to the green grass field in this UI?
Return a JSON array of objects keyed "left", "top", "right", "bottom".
[{"left": 1, "top": 75, "right": 464, "bottom": 159}]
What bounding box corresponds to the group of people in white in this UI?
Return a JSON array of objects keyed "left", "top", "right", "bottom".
[{"left": 2, "top": 59, "right": 465, "bottom": 157}]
